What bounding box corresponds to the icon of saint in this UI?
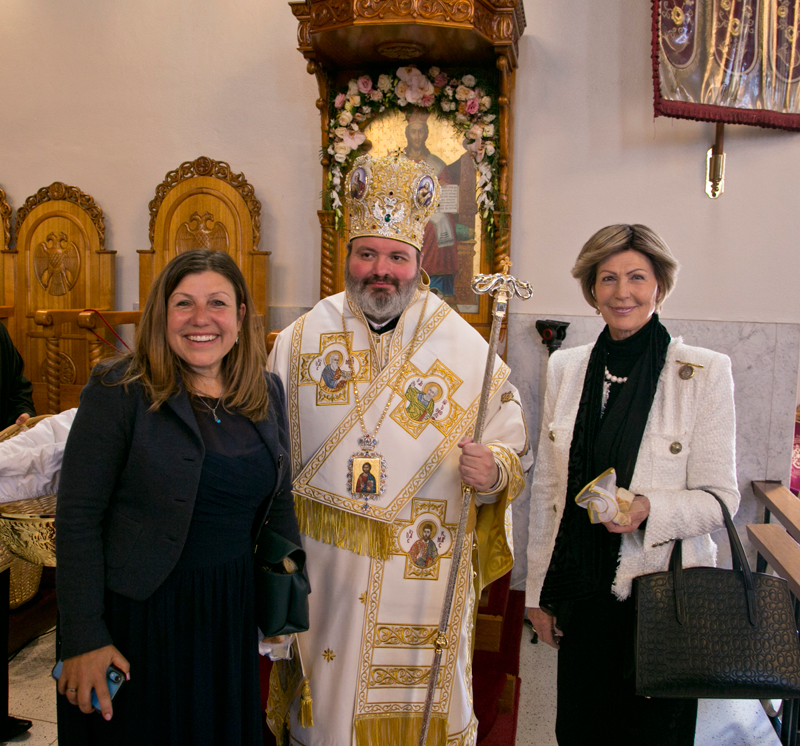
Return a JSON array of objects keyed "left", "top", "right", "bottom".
[
  {"left": 355, "top": 462, "right": 377, "bottom": 494},
  {"left": 408, "top": 523, "right": 439, "bottom": 568},
  {"left": 320, "top": 351, "right": 352, "bottom": 393},
  {"left": 405, "top": 382, "right": 442, "bottom": 423}
]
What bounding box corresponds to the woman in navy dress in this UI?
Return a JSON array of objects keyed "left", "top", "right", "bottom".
[{"left": 55, "top": 249, "right": 300, "bottom": 745}]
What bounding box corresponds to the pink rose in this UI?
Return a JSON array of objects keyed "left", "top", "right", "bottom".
[
  {"left": 334, "top": 92, "right": 347, "bottom": 109},
  {"left": 421, "top": 94, "right": 435, "bottom": 107},
  {"left": 357, "top": 76, "right": 373, "bottom": 94},
  {"left": 465, "top": 98, "right": 479, "bottom": 115},
  {"left": 370, "top": 89, "right": 383, "bottom": 101},
  {"left": 434, "top": 72, "right": 448, "bottom": 88}
]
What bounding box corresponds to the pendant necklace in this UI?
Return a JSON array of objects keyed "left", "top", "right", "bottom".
[
  {"left": 197, "top": 395, "right": 222, "bottom": 424},
  {"left": 341, "top": 290, "right": 429, "bottom": 511}
]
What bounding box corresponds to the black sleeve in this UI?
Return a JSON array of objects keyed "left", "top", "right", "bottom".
[
  {"left": 55, "top": 371, "right": 134, "bottom": 658},
  {"left": 263, "top": 374, "right": 302, "bottom": 548},
  {"left": 0, "top": 323, "right": 35, "bottom": 426}
]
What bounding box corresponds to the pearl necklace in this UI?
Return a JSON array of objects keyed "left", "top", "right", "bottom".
[{"left": 604, "top": 367, "right": 628, "bottom": 385}]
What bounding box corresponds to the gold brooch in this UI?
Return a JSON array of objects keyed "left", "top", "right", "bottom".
[{"left": 676, "top": 361, "right": 704, "bottom": 380}]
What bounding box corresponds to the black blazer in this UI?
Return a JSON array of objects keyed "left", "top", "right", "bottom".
[{"left": 55, "top": 365, "right": 299, "bottom": 659}]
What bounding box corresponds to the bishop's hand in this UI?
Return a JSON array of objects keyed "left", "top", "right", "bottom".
[{"left": 457, "top": 436, "right": 498, "bottom": 493}]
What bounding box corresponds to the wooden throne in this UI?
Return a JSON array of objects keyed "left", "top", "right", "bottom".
[{"left": 24, "top": 157, "right": 267, "bottom": 413}]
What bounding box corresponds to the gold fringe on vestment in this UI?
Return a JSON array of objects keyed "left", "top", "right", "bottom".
[
  {"left": 353, "top": 713, "right": 447, "bottom": 746},
  {"left": 295, "top": 495, "right": 394, "bottom": 560},
  {"left": 299, "top": 677, "right": 313, "bottom": 728}
]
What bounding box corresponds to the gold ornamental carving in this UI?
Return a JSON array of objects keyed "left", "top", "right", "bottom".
[
  {"left": 148, "top": 156, "right": 261, "bottom": 250},
  {"left": 294, "top": 0, "right": 526, "bottom": 49},
  {"left": 311, "top": 0, "right": 352, "bottom": 26},
  {"left": 15, "top": 182, "right": 106, "bottom": 250},
  {"left": 40, "top": 352, "right": 77, "bottom": 386},
  {"left": 354, "top": 0, "right": 471, "bottom": 23},
  {"left": 0, "top": 187, "right": 10, "bottom": 251},
  {"left": 34, "top": 232, "right": 82, "bottom": 296},
  {"left": 175, "top": 212, "right": 230, "bottom": 253}
]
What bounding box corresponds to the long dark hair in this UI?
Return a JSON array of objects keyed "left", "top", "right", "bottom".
[{"left": 110, "top": 250, "right": 269, "bottom": 420}]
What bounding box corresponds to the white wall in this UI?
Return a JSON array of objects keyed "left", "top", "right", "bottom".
[
  {"left": 1, "top": 0, "right": 798, "bottom": 396},
  {"left": 0, "top": 0, "right": 321, "bottom": 310},
  {"left": 514, "top": 1, "right": 799, "bottom": 327}
]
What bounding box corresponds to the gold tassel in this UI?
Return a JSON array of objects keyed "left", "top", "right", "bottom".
[
  {"left": 299, "top": 676, "right": 314, "bottom": 728},
  {"left": 295, "top": 495, "right": 394, "bottom": 560}
]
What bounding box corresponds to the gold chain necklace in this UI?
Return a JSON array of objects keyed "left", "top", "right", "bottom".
[{"left": 341, "top": 289, "right": 429, "bottom": 509}]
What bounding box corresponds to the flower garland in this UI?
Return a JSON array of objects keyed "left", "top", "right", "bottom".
[{"left": 325, "top": 66, "right": 500, "bottom": 234}]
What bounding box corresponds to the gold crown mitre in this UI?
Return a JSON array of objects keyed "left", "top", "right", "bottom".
[{"left": 345, "top": 153, "right": 440, "bottom": 251}]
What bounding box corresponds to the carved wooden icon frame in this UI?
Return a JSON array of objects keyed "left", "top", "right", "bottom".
[{"left": 289, "top": 0, "right": 526, "bottom": 339}]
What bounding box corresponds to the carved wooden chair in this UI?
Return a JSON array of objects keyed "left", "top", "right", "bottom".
[
  {"left": 29, "top": 159, "right": 268, "bottom": 413},
  {"left": 0, "top": 187, "right": 14, "bottom": 329},
  {"left": 12, "top": 183, "right": 115, "bottom": 414},
  {"left": 142, "top": 156, "right": 269, "bottom": 324}
]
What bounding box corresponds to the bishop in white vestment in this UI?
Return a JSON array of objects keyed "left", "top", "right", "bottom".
[{"left": 267, "top": 153, "right": 532, "bottom": 746}]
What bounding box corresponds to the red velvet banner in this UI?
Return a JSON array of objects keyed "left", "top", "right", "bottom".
[{"left": 653, "top": 0, "right": 800, "bottom": 131}]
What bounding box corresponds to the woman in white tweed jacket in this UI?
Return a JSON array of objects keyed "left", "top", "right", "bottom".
[{"left": 525, "top": 225, "right": 738, "bottom": 746}]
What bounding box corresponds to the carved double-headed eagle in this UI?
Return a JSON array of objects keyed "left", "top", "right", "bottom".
[
  {"left": 176, "top": 212, "right": 228, "bottom": 253},
  {"left": 34, "top": 232, "right": 81, "bottom": 296}
]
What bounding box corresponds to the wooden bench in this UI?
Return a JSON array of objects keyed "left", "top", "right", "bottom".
[{"left": 749, "top": 480, "right": 800, "bottom": 746}]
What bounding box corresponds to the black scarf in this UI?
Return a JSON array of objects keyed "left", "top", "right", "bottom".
[{"left": 539, "top": 315, "right": 671, "bottom": 609}]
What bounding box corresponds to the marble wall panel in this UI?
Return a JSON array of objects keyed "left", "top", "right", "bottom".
[{"left": 507, "top": 313, "right": 800, "bottom": 591}]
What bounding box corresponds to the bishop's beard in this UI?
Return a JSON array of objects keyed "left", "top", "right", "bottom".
[{"left": 344, "top": 265, "right": 421, "bottom": 323}]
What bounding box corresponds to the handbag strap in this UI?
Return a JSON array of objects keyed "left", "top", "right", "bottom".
[{"left": 667, "top": 490, "right": 756, "bottom": 627}]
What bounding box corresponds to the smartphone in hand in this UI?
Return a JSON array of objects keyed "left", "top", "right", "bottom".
[{"left": 52, "top": 660, "right": 125, "bottom": 711}]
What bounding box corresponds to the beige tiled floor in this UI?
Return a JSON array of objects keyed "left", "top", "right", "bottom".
[
  {"left": 7, "top": 627, "right": 57, "bottom": 745},
  {"left": 1, "top": 625, "right": 787, "bottom": 745}
]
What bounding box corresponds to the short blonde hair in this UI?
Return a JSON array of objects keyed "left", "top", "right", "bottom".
[{"left": 571, "top": 224, "right": 679, "bottom": 310}]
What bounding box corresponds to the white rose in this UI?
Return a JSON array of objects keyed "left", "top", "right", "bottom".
[
  {"left": 483, "top": 114, "right": 496, "bottom": 122},
  {"left": 483, "top": 124, "right": 495, "bottom": 138},
  {"left": 334, "top": 127, "right": 348, "bottom": 139},
  {"left": 485, "top": 143, "right": 496, "bottom": 156},
  {"left": 348, "top": 79, "right": 359, "bottom": 95},
  {"left": 338, "top": 110, "right": 353, "bottom": 126},
  {"left": 455, "top": 85, "right": 472, "bottom": 101},
  {"left": 461, "top": 74, "right": 476, "bottom": 87},
  {"left": 377, "top": 74, "right": 392, "bottom": 92}
]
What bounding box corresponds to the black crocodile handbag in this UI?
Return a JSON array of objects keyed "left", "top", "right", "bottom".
[{"left": 634, "top": 491, "right": 800, "bottom": 699}]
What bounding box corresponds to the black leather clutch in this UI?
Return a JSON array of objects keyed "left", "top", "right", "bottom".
[
  {"left": 634, "top": 491, "right": 800, "bottom": 699},
  {"left": 253, "top": 525, "right": 310, "bottom": 638}
]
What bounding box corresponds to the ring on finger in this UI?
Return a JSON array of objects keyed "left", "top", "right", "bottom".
[{"left": 67, "top": 688, "right": 77, "bottom": 693}]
